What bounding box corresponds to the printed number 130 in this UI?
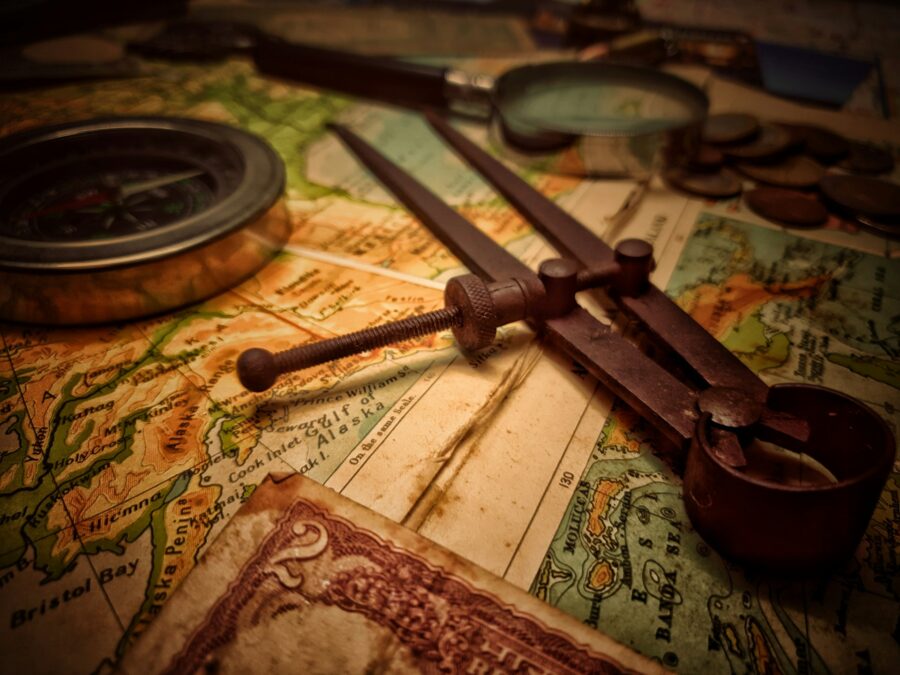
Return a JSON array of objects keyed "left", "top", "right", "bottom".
[{"left": 558, "top": 471, "right": 575, "bottom": 488}]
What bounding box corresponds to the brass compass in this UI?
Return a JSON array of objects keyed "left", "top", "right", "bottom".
[{"left": 0, "top": 116, "right": 289, "bottom": 324}]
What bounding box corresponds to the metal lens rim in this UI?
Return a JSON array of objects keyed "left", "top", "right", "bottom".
[{"left": 492, "top": 61, "right": 709, "bottom": 147}]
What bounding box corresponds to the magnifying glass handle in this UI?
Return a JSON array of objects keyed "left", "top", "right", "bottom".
[{"left": 253, "top": 35, "right": 452, "bottom": 110}]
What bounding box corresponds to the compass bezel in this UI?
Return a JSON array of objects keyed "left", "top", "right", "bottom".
[
  {"left": 0, "top": 116, "right": 284, "bottom": 270},
  {"left": 0, "top": 116, "right": 289, "bottom": 325}
]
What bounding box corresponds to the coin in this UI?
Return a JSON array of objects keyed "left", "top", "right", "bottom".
[
  {"left": 664, "top": 167, "right": 742, "bottom": 198},
  {"left": 688, "top": 145, "right": 725, "bottom": 172},
  {"left": 780, "top": 123, "right": 849, "bottom": 163},
  {"left": 819, "top": 174, "right": 900, "bottom": 225},
  {"left": 24, "top": 36, "right": 125, "bottom": 64},
  {"left": 736, "top": 155, "right": 824, "bottom": 188},
  {"left": 745, "top": 187, "right": 828, "bottom": 227},
  {"left": 703, "top": 113, "right": 759, "bottom": 145},
  {"left": 723, "top": 124, "right": 793, "bottom": 161},
  {"left": 853, "top": 215, "right": 900, "bottom": 239},
  {"left": 839, "top": 142, "right": 894, "bottom": 175}
]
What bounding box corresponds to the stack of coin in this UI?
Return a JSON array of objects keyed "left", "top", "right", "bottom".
[{"left": 662, "top": 112, "right": 898, "bottom": 239}]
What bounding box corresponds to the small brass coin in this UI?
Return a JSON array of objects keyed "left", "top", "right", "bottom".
[
  {"left": 819, "top": 174, "right": 900, "bottom": 223},
  {"left": 664, "top": 167, "right": 742, "bottom": 198},
  {"left": 853, "top": 215, "right": 900, "bottom": 239},
  {"left": 724, "top": 124, "right": 793, "bottom": 162},
  {"left": 703, "top": 113, "right": 759, "bottom": 145},
  {"left": 745, "top": 187, "right": 828, "bottom": 227},
  {"left": 736, "top": 155, "right": 825, "bottom": 189},
  {"left": 839, "top": 142, "right": 894, "bottom": 175},
  {"left": 780, "top": 123, "right": 849, "bottom": 163},
  {"left": 688, "top": 145, "right": 725, "bottom": 172},
  {"left": 23, "top": 36, "right": 125, "bottom": 64}
]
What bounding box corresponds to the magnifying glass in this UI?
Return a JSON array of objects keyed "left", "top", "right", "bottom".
[{"left": 252, "top": 36, "right": 708, "bottom": 178}]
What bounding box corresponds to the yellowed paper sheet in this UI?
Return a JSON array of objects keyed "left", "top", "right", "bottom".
[{"left": 117, "top": 473, "right": 667, "bottom": 674}]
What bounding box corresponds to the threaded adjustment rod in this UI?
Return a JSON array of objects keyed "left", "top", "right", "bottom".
[
  {"left": 237, "top": 274, "right": 511, "bottom": 392},
  {"left": 236, "top": 244, "right": 652, "bottom": 393},
  {"left": 238, "top": 307, "right": 462, "bottom": 392}
]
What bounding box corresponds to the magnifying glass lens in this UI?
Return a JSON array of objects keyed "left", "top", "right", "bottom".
[
  {"left": 250, "top": 37, "right": 708, "bottom": 176},
  {"left": 496, "top": 63, "right": 707, "bottom": 149}
]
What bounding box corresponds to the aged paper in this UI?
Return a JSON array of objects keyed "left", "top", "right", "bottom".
[
  {"left": 408, "top": 73, "right": 900, "bottom": 672},
  {"left": 2, "top": 51, "right": 899, "bottom": 674},
  {"left": 0, "top": 60, "right": 633, "bottom": 672},
  {"left": 116, "top": 473, "right": 667, "bottom": 674}
]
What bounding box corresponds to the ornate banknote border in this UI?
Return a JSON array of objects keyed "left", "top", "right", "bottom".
[{"left": 165, "top": 498, "right": 632, "bottom": 674}]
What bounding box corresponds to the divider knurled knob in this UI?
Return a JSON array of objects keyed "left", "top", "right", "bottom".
[{"left": 445, "top": 274, "right": 498, "bottom": 351}]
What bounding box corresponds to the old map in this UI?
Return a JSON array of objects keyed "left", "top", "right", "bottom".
[
  {"left": 531, "top": 214, "right": 900, "bottom": 673},
  {"left": 0, "top": 60, "right": 620, "bottom": 673},
  {"left": 1, "top": 59, "right": 899, "bottom": 674}
]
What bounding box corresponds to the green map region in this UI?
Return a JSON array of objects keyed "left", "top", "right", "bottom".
[
  {"left": 0, "top": 60, "right": 543, "bottom": 672},
  {"left": 531, "top": 213, "right": 900, "bottom": 673}
]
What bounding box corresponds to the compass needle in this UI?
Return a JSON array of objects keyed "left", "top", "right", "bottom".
[{"left": 118, "top": 169, "right": 207, "bottom": 199}]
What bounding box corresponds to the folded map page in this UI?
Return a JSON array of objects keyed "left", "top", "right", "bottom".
[
  {"left": 3, "top": 54, "right": 899, "bottom": 675},
  {"left": 0, "top": 59, "right": 633, "bottom": 673},
  {"left": 409, "top": 83, "right": 900, "bottom": 672},
  {"left": 116, "top": 472, "right": 666, "bottom": 675}
]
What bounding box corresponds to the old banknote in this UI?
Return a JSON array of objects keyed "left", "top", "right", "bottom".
[{"left": 117, "top": 473, "right": 666, "bottom": 674}]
